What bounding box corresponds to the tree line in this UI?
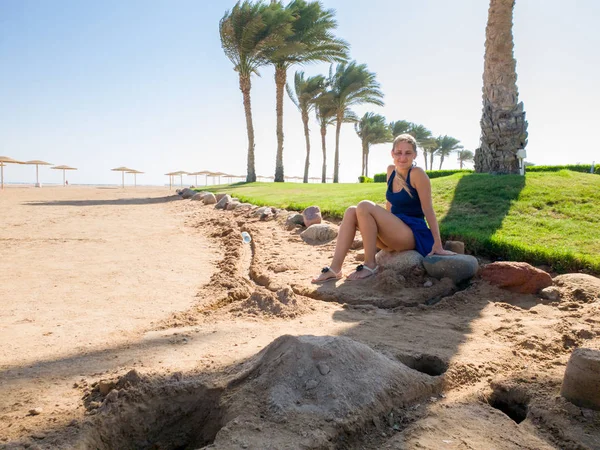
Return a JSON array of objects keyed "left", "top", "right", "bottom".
[{"left": 220, "top": 0, "right": 470, "bottom": 183}]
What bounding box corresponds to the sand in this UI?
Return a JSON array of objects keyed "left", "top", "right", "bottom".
[{"left": 0, "top": 186, "right": 599, "bottom": 449}]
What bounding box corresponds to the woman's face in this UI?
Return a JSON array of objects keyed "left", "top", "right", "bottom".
[{"left": 391, "top": 141, "right": 417, "bottom": 169}]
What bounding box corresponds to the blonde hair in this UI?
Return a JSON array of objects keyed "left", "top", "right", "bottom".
[{"left": 391, "top": 134, "right": 418, "bottom": 197}]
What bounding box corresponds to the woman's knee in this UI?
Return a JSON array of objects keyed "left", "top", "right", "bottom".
[{"left": 356, "top": 200, "right": 375, "bottom": 215}]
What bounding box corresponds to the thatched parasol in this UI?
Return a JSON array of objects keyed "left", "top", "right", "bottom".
[
  {"left": 51, "top": 165, "right": 78, "bottom": 187},
  {"left": 209, "top": 171, "right": 228, "bottom": 185},
  {"left": 188, "top": 170, "right": 212, "bottom": 186},
  {"left": 111, "top": 166, "right": 135, "bottom": 188},
  {"left": 126, "top": 169, "right": 144, "bottom": 187},
  {"left": 0, "top": 156, "right": 25, "bottom": 190},
  {"left": 25, "top": 160, "right": 53, "bottom": 187},
  {"left": 308, "top": 176, "right": 321, "bottom": 183},
  {"left": 170, "top": 171, "right": 189, "bottom": 187}
]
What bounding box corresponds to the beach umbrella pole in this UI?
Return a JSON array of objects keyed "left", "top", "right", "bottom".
[
  {"left": 1, "top": 164, "right": 3, "bottom": 190},
  {"left": 63, "top": 169, "right": 66, "bottom": 187},
  {"left": 35, "top": 164, "right": 40, "bottom": 188}
]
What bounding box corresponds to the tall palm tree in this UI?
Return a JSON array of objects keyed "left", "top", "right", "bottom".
[
  {"left": 220, "top": 1, "right": 292, "bottom": 182},
  {"left": 355, "top": 113, "right": 392, "bottom": 177},
  {"left": 421, "top": 137, "right": 441, "bottom": 171},
  {"left": 269, "top": 0, "right": 349, "bottom": 182},
  {"left": 407, "top": 124, "right": 433, "bottom": 170},
  {"left": 286, "top": 71, "right": 326, "bottom": 183},
  {"left": 389, "top": 120, "right": 412, "bottom": 138},
  {"left": 457, "top": 149, "right": 474, "bottom": 169},
  {"left": 475, "top": 0, "right": 528, "bottom": 174},
  {"left": 437, "top": 135, "right": 462, "bottom": 170},
  {"left": 328, "top": 61, "right": 384, "bottom": 183}
]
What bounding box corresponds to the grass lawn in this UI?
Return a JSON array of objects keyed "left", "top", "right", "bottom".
[{"left": 200, "top": 170, "right": 600, "bottom": 274}]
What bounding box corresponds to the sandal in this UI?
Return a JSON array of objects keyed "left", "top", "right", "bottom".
[
  {"left": 347, "top": 264, "right": 379, "bottom": 280},
  {"left": 311, "top": 266, "right": 343, "bottom": 284}
]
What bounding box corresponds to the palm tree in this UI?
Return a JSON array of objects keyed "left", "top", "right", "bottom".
[
  {"left": 457, "top": 149, "right": 474, "bottom": 169},
  {"left": 475, "top": 0, "right": 528, "bottom": 174},
  {"left": 328, "top": 61, "right": 384, "bottom": 183},
  {"left": 286, "top": 71, "right": 326, "bottom": 183},
  {"left": 421, "top": 137, "right": 441, "bottom": 171},
  {"left": 269, "top": 0, "right": 349, "bottom": 182},
  {"left": 315, "top": 90, "right": 337, "bottom": 183},
  {"left": 407, "top": 124, "right": 433, "bottom": 170},
  {"left": 355, "top": 113, "right": 392, "bottom": 177},
  {"left": 389, "top": 120, "right": 412, "bottom": 138},
  {"left": 220, "top": 1, "right": 292, "bottom": 182},
  {"left": 437, "top": 135, "right": 462, "bottom": 170}
]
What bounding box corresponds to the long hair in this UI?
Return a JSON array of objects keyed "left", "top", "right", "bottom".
[{"left": 391, "top": 134, "right": 418, "bottom": 197}]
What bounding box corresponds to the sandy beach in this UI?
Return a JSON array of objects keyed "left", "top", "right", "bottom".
[{"left": 0, "top": 186, "right": 599, "bottom": 449}]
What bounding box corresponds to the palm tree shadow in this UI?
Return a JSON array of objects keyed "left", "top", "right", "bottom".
[{"left": 439, "top": 173, "right": 525, "bottom": 259}]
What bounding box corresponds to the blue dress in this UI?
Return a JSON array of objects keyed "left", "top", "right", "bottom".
[{"left": 386, "top": 168, "right": 434, "bottom": 256}]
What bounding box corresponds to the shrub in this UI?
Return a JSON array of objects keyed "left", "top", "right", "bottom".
[
  {"left": 525, "top": 164, "right": 598, "bottom": 175},
  {"left": 358, "top": 175, "right": 373, "bottom": 183},
  {"left": 426, "top": 169, "right": 474, "bottom": 179},
  {"left": 373, "top": 173, "right": 387, "bottom": 183}
]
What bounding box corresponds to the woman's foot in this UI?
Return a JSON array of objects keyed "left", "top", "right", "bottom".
[
  {"left": 311, "top": 266, "right": 343, "bottom": 284},
  {"left": 346, "top": 263, "right": 379, "bottom": 280}
]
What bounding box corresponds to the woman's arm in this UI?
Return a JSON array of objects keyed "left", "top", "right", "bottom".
[
  {"left": 410, "top": 168, "right": 454, "bottom": 256},
  {"left": 385, "top": 165, "right": 394, "bottom": 212}
]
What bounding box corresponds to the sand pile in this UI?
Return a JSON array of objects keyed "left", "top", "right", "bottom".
[{"left": 228, "top": 286, "right": 314, "bottom": 318}]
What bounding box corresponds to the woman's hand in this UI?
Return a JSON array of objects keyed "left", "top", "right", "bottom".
[{"left": 427, "top": 243, "right": 455, "bottom": 256}]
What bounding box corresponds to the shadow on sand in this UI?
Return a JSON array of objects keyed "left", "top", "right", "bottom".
[{"left": 24, "top": 196, "right": 180, "bottom": 207}]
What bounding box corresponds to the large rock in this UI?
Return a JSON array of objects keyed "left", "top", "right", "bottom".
[
  {"left": 480, "top": 261, "right": 552, "bottom": 294},
  {"left": 202, "top": 193, "right": 217, "bottom": 205},
  {"left": 190, "top": 192, "right": 205, "bottom": 201},
  {"left": 300, "top": 224, "right": 338, "bottom": 245},
  {"left": 561, "top": 348, "right": 600, "bottom": 410},
  {"left": 444, "top": 240, "right": 465, "bottom": 254},
  {"left": 423, "top": 254, "right": 479, "bottom": 284},
  {"left": 215, "top": 193, "right": 228, "bottom": 202},
  {"left": 375, "top": 250, "right": 424, "bottom": 275},
  {"left": 215, "top": 194, "right": 231, "bottom": 210},
  {"left": 285, "top": 213, "right": 305, "bottom": 230},
  {"left": 179, "top": 188, "right": 196, "bottom": 199},
  {"left": 251, "top": 206, "right": 272, "bottom": 218},
  {"left": 302, "top": 206, "right": 322, "bottom": 227}
]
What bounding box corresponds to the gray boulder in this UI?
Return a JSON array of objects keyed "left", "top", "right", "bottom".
[
  {"left": 202, "top": 193, "right": 217, "bottom": 205},
  {"left": 190, "top": 192, "right": 205, "bottom": 201},
  {"left": 285, "top": 213, "right": 305, "bottom": 230},
  {"left": 215, "top": 194, "right": 232, "bottom": 210},
  {"left": 423, "top": 254, "right": 479, "bottom": 284},
  {"left": 180, "top": 188, "right": 196, "bottom": 199},
  {"left": 215, "top": 193, "right": 228, "bottom": 202},
  {"left": 300, "top": 224, "right": 338, "bottom": 245},
  {"left": 375, "top": 250, "right": 424, "bottom": 275}
]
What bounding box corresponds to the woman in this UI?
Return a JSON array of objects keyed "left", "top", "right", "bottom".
[{"left": 312, "top": 134, "right": 453, "bottom": 283}]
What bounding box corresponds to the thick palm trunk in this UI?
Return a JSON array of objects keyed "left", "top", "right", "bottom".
[
  {"left": 274, "top": 66, "right": 286, "bottom": 182},
  {"left": 423, "top": 152, "right": 428, "bottom": 171},
  {"left": 321, "top": 124, "right": 327, "bottom": 183},
  {"left": 333, "top": 115, "right": 342, "bottom": 183},
  {"left": 240, "top": 74, "right": 256, "bottom": 182},
  {"left": 302, "top": 110, "right": 310, "bottom": 183},
  {"left": 475, "top": 0, "right": 528, "bottom": 174},
  {"left": 439, "top": 155, "right": 444, "bottom": 170},
  {"left": 365, "top": 148, "right": 370, "bottom": 178},
  {"left": 429, "top": 151, "right": 434, "bottom": 171}
]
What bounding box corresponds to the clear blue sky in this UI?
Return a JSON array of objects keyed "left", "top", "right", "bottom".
[{"left": 1, "top": 0, "right": 599, "bottom": 186}]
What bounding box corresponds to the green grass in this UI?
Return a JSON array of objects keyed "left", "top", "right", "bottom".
[{"left": 200, "top": 170, "right": 600, "bottom": 274}]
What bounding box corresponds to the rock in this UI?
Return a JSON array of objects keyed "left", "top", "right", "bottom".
[
  {"left": 480, "top": 261, "right": 552, "bottom": 294},
  {"left": 305, "top": 379, "right": 319, "bottom": 390},
  {"left": 202, "top": 193, "right": 217, "bottom": 205},
  {"left": 300, "top": 224, "right": 338, "bottom": 245},
  {"left": 215, "top": 194, "right": 232, "bottom": 210},
  {"left": 215, "top": 193, "right": 228, "bottom": 202},
  {"left": 302, "top": 206, "right": 322, "bottom": 227},
  {"left": 561, "top": 348, "right": 600, "bottom": 410},
  {"left": 28, "top": 408, "right": 43, "bottom": 416},
  {"left": 423, "top": 254, "right": 479, "bottom": 284},
  {"left": 444, "top": 240, "right": 465, "bottom": 254},
  {"left": 98, "top": 380, "right": 116, "bottom": 396},
  {"left": 190, "top": 192, "right": 206, "bottom": 201},
  {"left": 235, "top": 203, "right": 253, "bottom": 211},
  {"left": 226, "top": 201, "right": 240, "bottom": 211},
  {"left": 351, "top": 238, "right": 364, "bottom": 250},
  {"left": 423, "top": 280, "right": 433, "bottom": 288},
  {"left": 375, "top": 250, "right": 424, "bottom": 275},
  {"left": 251, "top": 206, "right": 271, "bottom": 218},
  {"left": 317, "top": 362, "right": 331, "bottom": 375},
  {"left": 285, "top": 213, "right": 305, "bottom": 231},
  {"left": 540, "top": 286, "right": 561, "bottom": 302},
  {"left": 180, "top": 188, "right": 196, "bottom": 199}
]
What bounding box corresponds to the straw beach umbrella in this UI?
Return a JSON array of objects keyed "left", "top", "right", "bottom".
[
  {"left": 210, "top": 171, "right": 228, "bottom": 185},
  {"left": 170, "top": 171, "right": 189, "bottom": 187},
  {"left": 126, "top": 169, "right": 144, "bottom": 187},
  {"left": 0, "top": 156, "right": 24, "bottom": 190},
  {"left": 111, "top": 166, "right": 135, "bottom": 188},
  {"left": 188, "top": 170, "right": 212, "bottom": 186},
  {"left": 165, "top": 172, "right": 176, "bottom": 189},
  {"left": 25, "top": 160, "right": 53, "bottom": 187},
  {"left": 51, "top": 165, "right": 78, "bottom": 186}
]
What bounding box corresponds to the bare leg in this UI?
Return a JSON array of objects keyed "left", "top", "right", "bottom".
[
  {"left": 312, "top": 206, "right": 358, "bottom": 282},
  {"left": 347, "top": 201, "right": 415, "bottom": 280}
]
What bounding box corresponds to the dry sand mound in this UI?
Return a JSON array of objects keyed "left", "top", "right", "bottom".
[
  {"left": 229, "top": 286, "right": 314, "bottom": 318},
  {"left": 78, "top": 335, "right": 441, "bottom": 450},
  {"left": 553, "top": 273, "right": 600, "bottom": 303}
]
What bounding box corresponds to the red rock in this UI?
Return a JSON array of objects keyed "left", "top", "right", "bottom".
[
  {"left": 480, "top": 261, "right": 552, "bottom": 294},
  {"left": 302, "top": 206, "right": 322, "bottom": 228}
]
